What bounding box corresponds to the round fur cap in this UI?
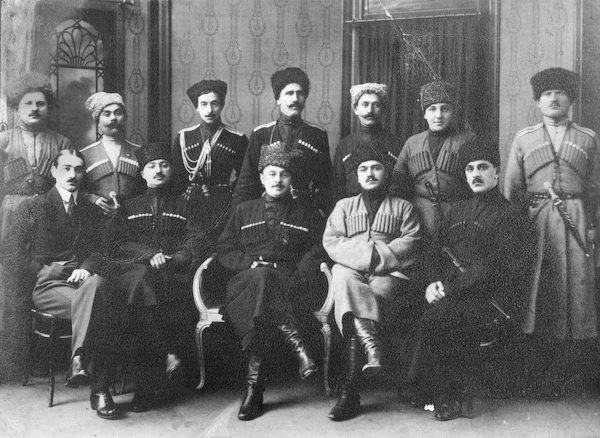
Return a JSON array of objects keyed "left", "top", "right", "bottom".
[
  {"left": 350, "top": 83, "right": 388, "bottom": 108},
  {"left": 135, "top": 142, "right": 172, "bottom": 169},
  {"left": 186, "top": 80, "right": 227, "bottom": 107},
  {"left": 419, "top": 80, "right": 457, "bottom": 111},
  {"left": 459, "top": 135, "right": 500, "bottom": 171},
  {"left": 5, "top": 72, "right": 55, "bottom": 108},
  {"left": 258, "top": 141, "right": 299, "bottom": 172},
  {"left": 84, "top": 92, "right": 125, "bottom": 121},
  {"left": 530, "top": 67, "right": 579, "bottom": 101},
  {"left": 271, "top": 67, "right": 310, "bottom": 100}
]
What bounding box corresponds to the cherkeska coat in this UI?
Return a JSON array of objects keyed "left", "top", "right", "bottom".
[
  {"left": 322, "top": 194, "right": 420, "bottom": 331},
  {"left": 217, "top": 195, "right": 324, "bottom": 348},
  {"left": 504, "top": 122, "right": 600, "bottom": 339}
]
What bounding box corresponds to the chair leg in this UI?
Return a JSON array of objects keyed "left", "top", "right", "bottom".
[
  {"left": 22, "top": 324, "right": 36, "bottom": 387},
  {"left": 321, "top": 321, "right": 333, "bottom": 396},
  {"left": 47, "top": 321, "right": 56, "bottom": 408},
  {"left": 195, "top": 321, "right": 213, "bottom": 390}
]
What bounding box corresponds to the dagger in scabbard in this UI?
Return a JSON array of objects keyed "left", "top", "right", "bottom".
[{"left": 543, "top": 182, "right": 590, "bottom": 257}]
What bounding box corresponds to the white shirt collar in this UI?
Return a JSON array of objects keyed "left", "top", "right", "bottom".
[{"left": 56, "top": 185, "right": 78, "bottom": 205}]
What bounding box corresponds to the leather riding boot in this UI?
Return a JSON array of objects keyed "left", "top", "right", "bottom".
[
  {"left": 238, "top": 352, "right": 265, "bottom": 421},
  {"left": 328, "top": 337, "right": 361, "bottom": 421},
  {"left": 278, "top": 323, "right": 317, "bottom": 379},
  {"left": 354, "top": 318, "right": 383, "bottom": 375}
]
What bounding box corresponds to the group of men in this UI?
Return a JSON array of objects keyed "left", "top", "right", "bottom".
[{"left": 0, "top": 64, "right": 597, "bottom": 424}]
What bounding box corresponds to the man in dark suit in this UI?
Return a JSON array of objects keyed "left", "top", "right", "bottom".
[
  {"left": 232, "top": 67, "right": 332, "bottom": 215},
  {"left": 0, "top": 149, "right": 120, "bottom": 419}
]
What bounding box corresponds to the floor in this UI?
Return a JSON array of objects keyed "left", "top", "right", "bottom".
[{"left": 3, "top": 372, "right": 600, "bottom": 438}]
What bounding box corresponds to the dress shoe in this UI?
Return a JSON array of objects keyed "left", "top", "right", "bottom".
[
  {"left": 434, "top": 398, "right": 473, "bottom": 421},
  {"left": 131, "top": 392, "right": 157, "bottom": 413},
  {"left": 65, "top": 355, "right": 89, "bottom": 388},
  {"left": 90, "top": 390, "right": 121, "bottom": 420},
  {"left": 166, "top": 353, "right": 183, "bottom": 379}
]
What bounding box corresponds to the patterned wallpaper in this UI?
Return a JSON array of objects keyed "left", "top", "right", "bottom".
[
  {"left": 171, "top": 0, "right": 343, "bottom": 160},
  {"left": 0, "top": 0, "right": 149, "bottom": 148},
  {"left": 498, "top": 0, "right": 578, "bottom": 177}
]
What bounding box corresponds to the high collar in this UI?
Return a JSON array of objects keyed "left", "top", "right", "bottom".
[
  {"left": 361, "top": 186, "right": 386, "bottom": 201},
  {"left": 358, "top": 122, "right": 383, "bottom": 134},
  {"left": 278, "top": 112, "right": 302, "bottom": 127},
  {"left": 200, "top": 120, "right": 222, "bottom": 141},
  {"left": 18, "top": 118, "right": 47, "bottom": 134},
  {"left": 428, "top": 127, "right": 453, "bottom": 138},
  {"left": 543, "top": 115, "right": 569, "bottom": 127},
  {"left": 145, "top": 186, "right": 170, "bottom": 198},
  {"left": 473, "top": 186, "right": 502, "bottom": 201},
  {"left": 101, "top": 134, "right": 125, "bottom": 144},
  {"left": 55, "top": 185, "right": 78, "bottom": 204},
  {"left": 263, "top": 192, "right": 292, "bottom": 203}
]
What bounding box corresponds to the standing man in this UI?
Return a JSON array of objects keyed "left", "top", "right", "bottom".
[
  {"left": 217, "top": 142, "right": 324, "bottom": 421},
  {"left": 171, "top": 80, "right": 248, "bottom": 258},
  {"left": 0, "top": 72, "right": 72, "bottom": 239},
  {"left": 389, "top": 80, "right": 475, "bottom": 266},
  {"left": 409, "top": 137, "right": 525, "bottom": 421},
  {"left": 110, "top": 142, "right": 194, "bottom": 412},
  {"left": 232, "top": 67, "right": 331, "bottom": 214},
  {"left": 333, "top": 83, "right": 402, "bottom": 201},
  {"left": 323, "top": 148, "right": 420, "bottom": 421},
  {"left": 81, "top": 92, "right": 142, "bottom": 215},
  {"left": 504, "top": 67, "right": 600, "bottom": 397},
  {"left": 0, "top": 149, "right": 121, "bottom": 419}
]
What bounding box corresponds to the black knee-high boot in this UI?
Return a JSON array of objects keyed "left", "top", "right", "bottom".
[
  {"left": 278, "top": 322, "right": 317, "bottom": 379},
  {"left": 238, "top": 351, "right": 265, "bottom": 421},
  {"left": 328, "top": 336, "right": 361, "bottom": 421},
  {"left": 354, "top": 317, "right": 383, "bottom": 374}
]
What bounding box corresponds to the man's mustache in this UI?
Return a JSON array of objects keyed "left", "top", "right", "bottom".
[
  {"left": 366, "top": 176, "right": 378, "bottom": 182},
  {"left": 471, "top": 177, "right": 483, "bottom": 184},
  {"left": 29, "top": 111, "right": 40, "bottom": 117},
  {"left": 153, "top": 173, "right": 165, "bottom": 178}
]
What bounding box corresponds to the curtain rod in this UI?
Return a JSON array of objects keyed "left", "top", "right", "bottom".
[{"left": 345, "top": 11, "right": 482, "bottom": 23}]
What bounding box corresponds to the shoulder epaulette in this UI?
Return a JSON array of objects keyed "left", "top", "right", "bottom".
[
  {"left": 517, "top": 123, "right": 543, "bottom": 137},
  {"left": 303, "top": 120, "right": 326, "bottom": 132},
  {"left": 80, "top": 140, "right": 102, "bottom": 152},
  {"left": 253, "top": 121, "right": 276, "bottom": 132},
  {"left": 223, "top": 125, "right": 245, "bottom": 137},
  {"left": 178, "top": 124, "right": 201, "bottom": 134},
  {"left": 571, "top": 123, "right": 597, "bottom": 138}
]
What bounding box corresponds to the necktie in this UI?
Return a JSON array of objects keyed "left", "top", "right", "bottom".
[{"left": 67, "top": 194, "right": 75, "bottom": 217}]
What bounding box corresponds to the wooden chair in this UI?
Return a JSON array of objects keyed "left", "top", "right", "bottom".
[
  {"left": 192, "top": 256, "right": 335, "bottom": 395},
  {"left": 23, "top": 309, "right": 72, "bottom": 407}
]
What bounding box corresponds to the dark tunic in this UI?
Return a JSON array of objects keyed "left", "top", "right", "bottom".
[
  {"left": 110, "top": 187, "right": 193, "bottom": 307},
  {"left": 231, "top": 117, "right": 332, "bottom": 213},
  {"left": 332, "top": 123, "right": 402, "bottom": 201},
  {"left": 411, "top": 188, "right": 528, "bottom": 396},
  {"left": 216, "top": 194, "right": 324, "bottom": 348},
  {"left": 172, "top": 122, "right": 248, "bottom": 247}
]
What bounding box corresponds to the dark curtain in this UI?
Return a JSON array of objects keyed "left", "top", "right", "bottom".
[{"left": 354, "top": 16, "right": 489, "bottom": 144}]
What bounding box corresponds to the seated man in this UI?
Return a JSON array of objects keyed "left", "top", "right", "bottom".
[
  {"left": 323, "top": 148, "right": 421, "bottom": 421},
  {"left": 406, "top": 136, "right": 526, "bottom": 421},
  {"left": 216, "top": 142, "right": 324, "bottom": 421},
  {"left": 0, "top": 149, "right": 120, "bottom": 420},
  {"left": 109, "top": 142, "right": 193, "bottom": 412}
]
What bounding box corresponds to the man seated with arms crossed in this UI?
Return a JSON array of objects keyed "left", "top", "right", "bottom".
[
  {"left": 0, "top": 149, "right": 121, "bottom": 419},
  {"left": 109, "top": 142, "right": 194, "bottom": 412},
  {"left": 217, "top": 142, "right": 324, "bottom": 421},
  {"left": 405, "top": 137, "right": 527, "bottom": 421},
  {"left": 323, "top": 148, "right": 421, "bottom": 421}
]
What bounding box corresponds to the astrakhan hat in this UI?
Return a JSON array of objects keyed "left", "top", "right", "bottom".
[
  {"left": 135, "top": 142, "right": 172, "bottom": 169},
  {"left": 85, "top": 92, "right": 125, "bottom": 121},
  {"left": 271, "top": 67, "right": 310, "bottom": 100},
  {"left": 419, "top": 80, "right": 458, "bottom": 111},
  {"left": 186, "top": 80, "right": 228, "bottom": 107},
  {"left": 530, "top": 67, "right": 578, "bottom": 101},
  {"left": 350, "top": 83, "right": 388, "bottom": 108},
  {"left": 5, "top": 72, "right": 55, "bottom": 108},
  {"left": 459, "top": 135, "right": 500, "bottom": 170}
]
